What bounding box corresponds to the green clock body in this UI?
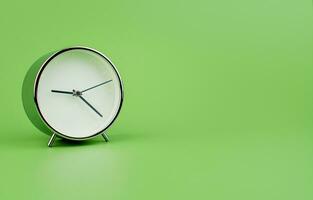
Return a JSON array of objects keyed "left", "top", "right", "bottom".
[{"left": 22, "top": 52, "right": 56, "bottom": 136}]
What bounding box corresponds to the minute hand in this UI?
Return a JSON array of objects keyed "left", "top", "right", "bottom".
[
  {"left": 81, "top": 80, "right": 112, "bottom": 93},
  {"left": 78, "top": 96, "right": 103, "bottom": 117}
]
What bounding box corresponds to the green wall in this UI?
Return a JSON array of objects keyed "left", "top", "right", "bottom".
[{"left": 0, "top": 1, "right": 312, "bottom": 200}]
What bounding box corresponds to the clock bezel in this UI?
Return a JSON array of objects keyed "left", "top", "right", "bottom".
[{"left": 33, "top": 46, "right": 124, "bottom": 140}]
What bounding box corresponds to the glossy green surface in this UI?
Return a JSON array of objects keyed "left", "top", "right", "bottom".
[{"left": 0, "top": 1, "right": 312, "bottom": 200}]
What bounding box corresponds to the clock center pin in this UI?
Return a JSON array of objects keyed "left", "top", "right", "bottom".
[{"left": 72, "top": 89, "right": 82, "bottom": 97}]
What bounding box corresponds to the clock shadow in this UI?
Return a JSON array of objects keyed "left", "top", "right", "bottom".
[
  {"left": 52, "top": 138, "right": 105, "bottom": 148},
  {"left": 51, "top": 131, "right": 147, "bottom": 147},
  {"left": 2, "top": 130, "right": 149, "bottom": 149}
]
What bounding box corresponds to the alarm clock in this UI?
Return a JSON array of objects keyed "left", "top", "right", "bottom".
[{"left": 22, "top": 46, "right": 124, "bottom": 147}]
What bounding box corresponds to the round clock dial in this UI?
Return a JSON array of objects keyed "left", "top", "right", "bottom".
[{"left": 34, "top": 47, "right": 123, "bottom": 139}]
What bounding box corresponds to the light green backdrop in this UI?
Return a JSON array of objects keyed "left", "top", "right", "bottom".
[{"left": 0, "top": 0, "right": 312, "bottom": 199}]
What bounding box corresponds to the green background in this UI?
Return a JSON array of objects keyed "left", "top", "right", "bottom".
[{"left": 0, "top": 0, "right": 312, "bottom": 199}]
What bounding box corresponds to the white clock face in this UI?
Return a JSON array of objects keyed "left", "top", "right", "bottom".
[{"left": 35, "top": 48, "right": 123, "bottom": 139}]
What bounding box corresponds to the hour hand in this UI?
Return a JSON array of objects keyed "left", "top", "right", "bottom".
[{"left": 51, "top": 90, "right": 73, "bottom": 94}]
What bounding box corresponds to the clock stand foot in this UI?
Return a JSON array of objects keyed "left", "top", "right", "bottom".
[
  {"left": 101, "top": 133, "right": 109, "bottom": 142},
  {"left": 48, "top": 133, "right": 56, "bottom": 147}
]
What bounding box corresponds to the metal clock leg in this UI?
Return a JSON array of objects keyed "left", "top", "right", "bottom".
[
  {"left": 101, "top": 133, "right": 109, "bottom": 142},
  {"left": 48, "top": 133, "right": 56, "bottom": 147}
]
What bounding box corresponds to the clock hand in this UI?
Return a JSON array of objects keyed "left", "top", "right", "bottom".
[
  {"left": 78, "top": 96, "right": 103, "bottom": 117},
  {"left": 81, "top": 80, "right": 112, "bottom": 93},
  {"left": 51, "top": 90, "right": 73, "bottom": 94},
  {"left": 51, "top": 89, "right": 102, "bottom": 117}
]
